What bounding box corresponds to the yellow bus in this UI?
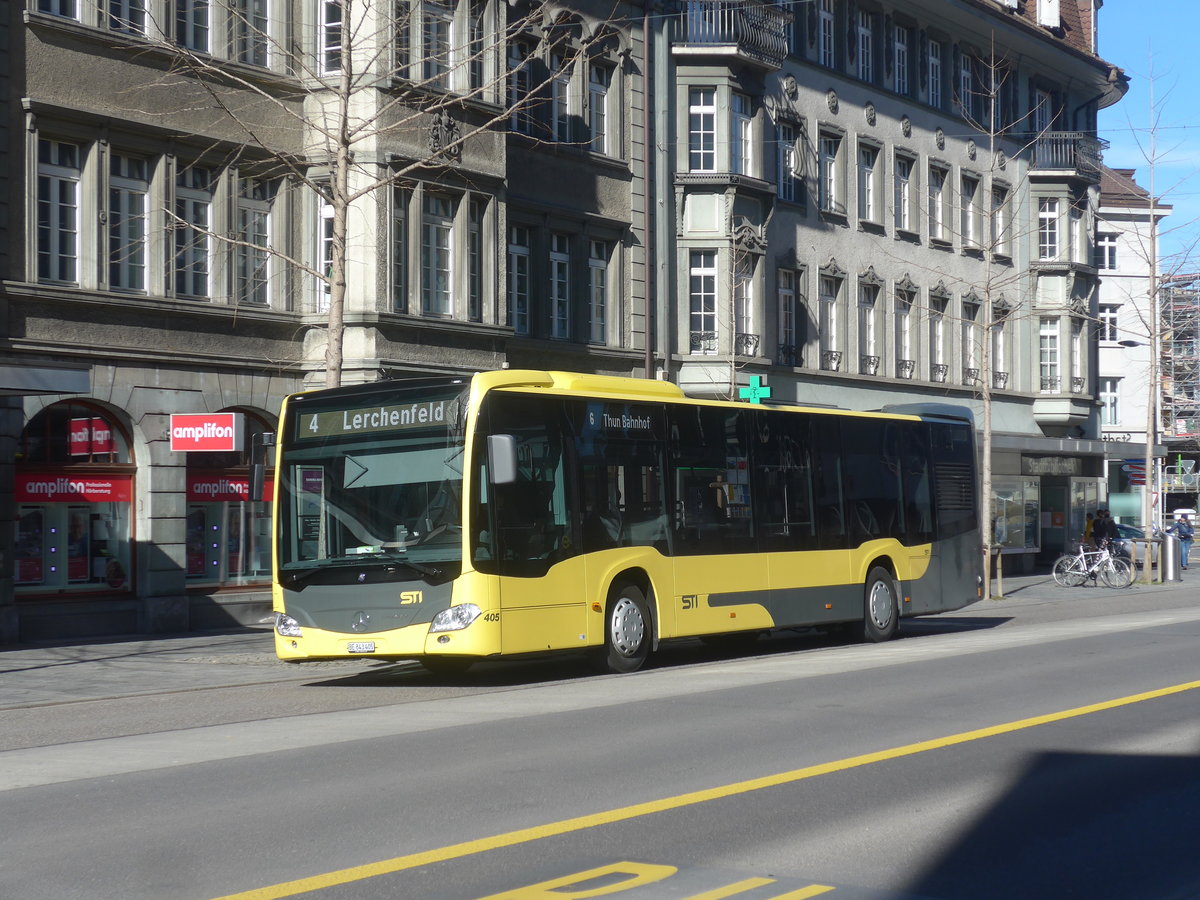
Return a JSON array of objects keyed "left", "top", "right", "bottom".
[{"left": 266, "top": 370, "right": 981, "bottom": 674}]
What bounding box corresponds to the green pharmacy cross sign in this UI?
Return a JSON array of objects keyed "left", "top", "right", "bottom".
[{"left": 739, "top": 376, "right": 772, "bottom": 404}]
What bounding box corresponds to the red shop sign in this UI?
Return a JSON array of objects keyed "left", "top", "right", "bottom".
[
  {"left": 69, "top": 417, "right": 114, "bottom": 456},
  {"left": 16, "top": 472, "right": 133, "bottom": 503},
  {"left": 170, "top": 413, "right": 244, "bottom": 452},
  {"left": 188, "top": 474, "right": 274, "bottom": 503}
]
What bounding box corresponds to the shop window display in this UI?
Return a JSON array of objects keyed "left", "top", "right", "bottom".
[
  {"left": 184, "top": 412, "right": 273, "bottom": 586},
  {"left": 15, "top": 404, "right": 133, "bottom": 594}
]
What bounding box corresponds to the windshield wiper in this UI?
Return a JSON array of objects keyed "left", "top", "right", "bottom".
[
  {"left": 343, "top": 547, "right": 444, "bottom": 578},
  {"left": 284, "top": 554, "right": 442, "bottom": 586}
]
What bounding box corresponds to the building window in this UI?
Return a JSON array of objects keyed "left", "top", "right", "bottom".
[
  {"left": 894, "top": 288, "right": 914, "bottom": 376},
  {"left": 991, "top": 186, "right": 1011, "bottom": 256},
  {"left": 958, "top": 53, "right": 977, "bottom": 122},
  {"left": 108, "top": 0, "right": 146, "bottom": 34},
  {"left": 857, "top": 143, "right": 879, "bottom": 223},
  {"left": 1071, "top": 318, "right": 1084, "bottom": 389},
  {"left": 893, "top": 25, "right": 910, "bottom": 95},
  {"left": 549, "top": 233, "right": 571, "bottom": 339},
  {"left": 991, "top": 312, "right": 1008, "bottom": 386},
  {"left": 37, "top": 139, "right": 80, "bottom": 285},
  {"left": 819, "top": 0, "right": 835, "bottom": 68},
  {"left": 1095, "top": 232, "right": 1118, "bottom": 270},
  {"left": 690, "top": 250, "right": 718, "bottom": 354},
  {"left": 856, "top": 10, "right": 873, "bottom": 83},
  {"left": 550, "top": 53, "right": 572, "bottom": 142},
  {"left": 319, "top": 0, "right": 342, "bottom": 74},
  {"left": 778, "top": 268, "right": 801, "bottom": 365},
  {"left": 893, "top": 154, "right": 913, "bottom": 232},
  {"left": 818, "top": 274, "right": 840, "bottom": 368},
  {"left": 960, "top": 174, "right": 980, "bottom": 249},
  {"left": 734, "top": 255, "right": 754, "bottom": 352},
  {"left": 236, "top": 176, "right": 274, "bottom": 306},
  {"left": 588, "top": 240, "right": 609, "bottom": 344},
  {"left": 108, "top": 153, "right": 149, "bottom": 292},
  {"left": 38, "top": 0, "right": 78, "bottom": 17},
  {"left": 857, "top": 282, "right": 879, "bottom": 374},
  {"left": 232, "top": 0, "right": 269, "bottom": 67},
  {"left": 777, "top": 123, "right": 800, "bottom": 202},
  {"left": 1039, "top": 317, "right": 1060, "bottom": 392},
  {"left": 928, "top": 164, "right": 948, "bottom": 242},
  {"left": 961, "top": 299, "right": 980, "bottom": 379},
  {"left": 1100, "top": 377, "right": 1120, "bottom": 426},
  {"left": 928, "top": 296, "right": 946, "bottom": 380},
  {"left": 390, "top": 186, "right": 409, "bottom": 311},
  {"left": 588, "top": 65, "right": 612, "bottom": 154},
  {"left": 176, "top": 0, "right": 210, "bottom": 52},
  {"left": 1099, "top": 303, "right": 1119, "bottom": 342},
  {"left": 508, "top": 225, "right": 530, "bottom": 334},
  {"left": 1032, "top": 87, "right": 1054, "bottom": 134},
  {"left": 689, "top": 88, "right": 717, "bottom": 172},
  {"left": 819, "top": 131, "right": 843, "bottom": 214},
  {"left": 317, "top": 195, "right": 333, "bottom": 312},
  {"left": 507, "top": 42, "right": 533, "bottom": 134},
  {"left": 421, "top": 192, "right": 455, "bottom": 316},
  {"left": 927, "top": 40, "right": 943, "bottom": 108},
  {"left": 468, "top": 198, "right": 484, "bottom": 322},
  {"left": 422, "top": 0, "right": 453, "bottom": 87},
  {"left": 732, "top": 93, "right": 753, "bottom": 175},
  {"left": 1038, "top": 198, "right": 1059, "bottom": 259},
  {"left": 174, "top": 165, "right": 213, "bottom": 299}
]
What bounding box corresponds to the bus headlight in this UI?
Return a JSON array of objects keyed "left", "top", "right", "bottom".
[
  {"left": 429, "top": 604, "right": 481, "bottom": 633},
  {"left": 275, "top": 613, "right": 303, "bottom": 638}
]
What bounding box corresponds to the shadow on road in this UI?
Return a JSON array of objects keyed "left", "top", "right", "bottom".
[{"left": 904, "top": 749, "right": 1200, "bottom": 899}]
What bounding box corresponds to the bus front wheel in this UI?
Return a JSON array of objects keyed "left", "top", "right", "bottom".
[
  {"left": 863, "top": 567, "right": 899, "bottom": 643},
  {"left": 595, "top": 583, "right": 652, "bottom": 674}
]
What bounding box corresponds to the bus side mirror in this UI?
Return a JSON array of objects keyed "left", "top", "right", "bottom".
[
  {"left": 487, "top": 434, "right": 518, "bottom": 486},
  {"left": 250, "top": 432, "right": 276, "bottom": 501}
]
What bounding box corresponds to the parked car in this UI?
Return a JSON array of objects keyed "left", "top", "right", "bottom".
[{"left": 1112, "top": 523, "right": 1159, "bottom": 566}]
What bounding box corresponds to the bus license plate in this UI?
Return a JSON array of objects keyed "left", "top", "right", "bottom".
[{"left": 347, "top": 641, "right": 376, "bottom": 653}]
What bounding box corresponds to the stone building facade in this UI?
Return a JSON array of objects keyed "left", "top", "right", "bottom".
[{"left": 1, "top": 0, "right": 1125, "bottom": 642}]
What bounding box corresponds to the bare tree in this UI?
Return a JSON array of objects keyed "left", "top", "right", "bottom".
[{"left": 124, "top": 0, "right": 624, "bottom": 388}]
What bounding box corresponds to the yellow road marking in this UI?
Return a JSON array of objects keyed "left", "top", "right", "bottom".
[{"left": 214, "top": 679, "right": 1200, "bottom": 900}]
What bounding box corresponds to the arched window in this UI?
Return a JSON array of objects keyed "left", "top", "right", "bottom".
[{"left": 15, "top": 403, "right": 134, "bottom": 594}]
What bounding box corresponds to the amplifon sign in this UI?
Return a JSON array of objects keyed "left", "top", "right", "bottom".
[
  {"left": 16, "top": 472, "right": 133, "bottom": 503},
  {"left": 69, "top": 417, "right": 114, "bottom": 456},
  {"left": 187, "top": 474, "right": 273, "bottom": 503},
  {"left": 170, "top": 413, "right": 244, "bottom": 452}
]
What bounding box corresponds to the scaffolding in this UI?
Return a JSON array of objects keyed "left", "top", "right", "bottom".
[{"left": 1160, "top": 275, "right": 1200, "bottom": 498}]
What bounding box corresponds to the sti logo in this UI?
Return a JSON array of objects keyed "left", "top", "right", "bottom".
[{"left": 399, "top": 591, "right": 423, "bottom": 606}]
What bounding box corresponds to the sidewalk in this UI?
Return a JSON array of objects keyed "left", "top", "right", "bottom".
[{"left": 0, "top": 572, "right": 1192, "bottom": 709}]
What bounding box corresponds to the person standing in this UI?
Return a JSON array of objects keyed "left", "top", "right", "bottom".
[
  {"left": 1083, "top": 512, "right": 1095, "bottom": 548},
  {"left": 1169, "top": 514, "right": 1194, "bottom": 570}
]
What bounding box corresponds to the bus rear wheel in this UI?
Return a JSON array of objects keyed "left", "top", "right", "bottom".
[
  {"left": 863, "top": 567, "right": 899, "bottom": 643},
  {"left": 594, "top": 583, "right": 651, "bottom": 674}
]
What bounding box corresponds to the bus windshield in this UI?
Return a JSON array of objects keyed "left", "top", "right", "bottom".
[{"left": 277, "top": 383, "right": 469, "bottom": 578}]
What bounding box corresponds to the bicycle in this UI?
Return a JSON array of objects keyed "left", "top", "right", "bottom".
[{"left": 1052, "top": 539, "right": 1133, "bottom": 588}]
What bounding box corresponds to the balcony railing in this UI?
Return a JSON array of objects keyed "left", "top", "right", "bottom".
[
  {"left": 896, "top": 359, "right": 915, "bottom": 379},
  {"left": 1027, "top": 132, "right": 1107, "bottom": 179},
  {"left": 735, "top": 332, "right": 760, "bottom": 357},
  {"left": 690, "top": 330, "right": 718, "bottom": 354},
  {"left": 930, "top": 363, "right": 948, "bottom": 383},
  {"left": 777, "top": 344, "right": 800, "bottom": 367},
  {"left": 821, "top": 350, "right": 842, "bottom": 372},
  {"left": 673, "top": 0, "right": 791, "bottom": 69},
  {"left": 993, "top": 371, "right": 1010, "bottom": 390},
  {"left": 1041, "top": 375, "right": 1061, "bottom": 393},
  {"left": 860, "top": 354, "right": 880, "bottom": 376},
  {"left": 963, "top": 367, "right": 980, "bottom": 385},
  {"left": 1071, "top": 375, "right": 1086, "bottom": 393}
]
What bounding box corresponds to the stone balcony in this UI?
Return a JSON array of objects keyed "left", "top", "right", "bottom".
[{"left": 671, "top": 0, "right": 791, "bottom": 70}]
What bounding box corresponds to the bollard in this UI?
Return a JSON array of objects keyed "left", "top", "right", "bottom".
[{"left": 1161, "top": 534, "right": 1182, "bottom": 582}]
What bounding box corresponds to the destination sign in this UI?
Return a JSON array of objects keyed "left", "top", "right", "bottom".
[{"left": 296, "top": 400, "right": 448, "bottom": 440}]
